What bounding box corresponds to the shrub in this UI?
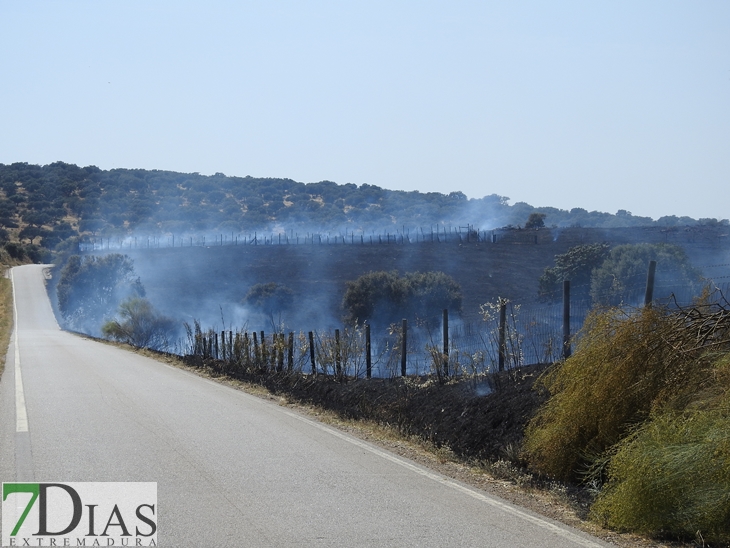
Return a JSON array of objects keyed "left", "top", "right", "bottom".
[
  {"left": 523, "top": 307, "right": 677, "bottom": 481},
  {"left": 590, "top": 243, "right": 701, "bottom": 306},
  {"left": 524, "top": 212, "right": 546, "bottom": 229},
  {"left": 4, "top": 242, "right": 25, "bottom": 260},
  {"left": 523, "top": 296, "right": 728, "bottom": 482},
  {"left": 342, "top": 270, "right": 462, "bottom": 327},
  {"left": 102, "top": 297, "right": 177, "bottom": 351},
  {"left": 591, "top": 354, "right": 730, "bottom": 543},
  {"left": 243, "top": 282, "right": 293, "bottom": 316},
  {"left": 538, "top": 243, "right": 610, "bottom": 302},
  {"left": 56, "top": 254, "right": 145, "bottom": 332}
]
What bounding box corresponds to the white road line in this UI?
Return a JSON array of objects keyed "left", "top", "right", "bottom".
[
  {"left": 11, "top": 269, "right": 29, "bottom": 433},
  {"left": 280, "top": 408, "right": 608, "bottom": 548}
]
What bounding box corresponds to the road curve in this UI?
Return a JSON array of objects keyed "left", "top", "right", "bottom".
[{"left": 0, "top": 264, "right": 612, "bottom": 547}]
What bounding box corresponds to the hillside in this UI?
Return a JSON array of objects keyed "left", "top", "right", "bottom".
[{"left": 1, "top": 162, "right": 727, "bottom": 263}]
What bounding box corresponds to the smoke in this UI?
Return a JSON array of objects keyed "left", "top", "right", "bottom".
[{"left": 63, "top": 222, "right": 730, "bottom": 376}]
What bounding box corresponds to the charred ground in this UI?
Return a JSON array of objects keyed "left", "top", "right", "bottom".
[{"left": 116, "top": 225, "right": 729, "bottom": 331}]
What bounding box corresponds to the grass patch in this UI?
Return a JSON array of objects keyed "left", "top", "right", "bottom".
[{"left": 0, "top": 275, "right": 14, "bottom": 378}]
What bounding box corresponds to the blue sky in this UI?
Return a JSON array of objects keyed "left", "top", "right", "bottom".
[{"left": 1, "top": 1, "right": 728, "bottom": 220}]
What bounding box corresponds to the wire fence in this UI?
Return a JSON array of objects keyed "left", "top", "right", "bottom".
[
  {"left": 82, "top": 224, "right": 729, "bottom": 379},
  {"left": 78, "top": 223, "right": 730, "bottom": 253},
  {"left": 79, "top": 225, "right": 498, "bottom": 252},
  {"left": 179, "top": 277, "right": 730, "bottom": 380}
]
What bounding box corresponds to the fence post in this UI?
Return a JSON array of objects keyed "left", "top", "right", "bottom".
[
  {"left": 260, "top": 331, "right": 267, "bottom": 370},
  {"left": 401, "top": 319, "right": 408, "bottom": 377},
  {"left": 277, "top": 334, "right": 284, "bottom": 372},
  {"left": 644, "top": 260, "right": 657, "bottom": 307},
  {"left": 214, "top": 333, "right": 219, "bottom": 360},
  {"left": 335, "top": 329, "right": 342, "bottom": 377},
  {"left": 220, "top": 331, "right": 226, "bottom": 360},
  {"left": 309, "top": 331, "right": 316, "bottom": 374},
  {"left": 442, "top": 309, "right": 449, "bottom": 377},
  {"left": 365, "top": 324, "right": 372, "bottom": 379},
  {"left": 498, "top": 300, "right": 506, "bottom": 372},
  {"left": 288, "top": 332, "right": 294, "bottom": 372},
  {"left": 253, "top": 332, "right": 259, "bottom": 365},
  {"left": 563, "top": 280, "right": 571, "bottom": 360}
]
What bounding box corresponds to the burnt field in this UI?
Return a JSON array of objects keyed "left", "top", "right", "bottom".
[{"left": 117, "top": 225, "right": 730, "bottom": 332}]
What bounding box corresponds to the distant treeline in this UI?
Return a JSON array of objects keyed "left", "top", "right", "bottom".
[{"left": 0, "top": 161, "right": 728, "bottom": 255}]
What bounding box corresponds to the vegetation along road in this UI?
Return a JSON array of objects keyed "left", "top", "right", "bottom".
[{"left": 0, "top": 265, "right": 613, "bottom": 547}]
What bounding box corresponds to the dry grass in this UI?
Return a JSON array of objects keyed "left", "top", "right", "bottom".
[{"left": 0, "top": 274, "right": 14, "bottom": 378}]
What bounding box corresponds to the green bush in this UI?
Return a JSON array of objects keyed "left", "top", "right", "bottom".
[
  {"left": 523, "top": 307, "right": 679, "bottom": 481},
  {"left": 523, "top": 295, "right": 730, "bottom": 542},
  {"left": 538, "top": 243, "right": 610, "bottom": 301},
  {"left": 243, "top": 282, "right": 293, "bottom": 314},
  {"left": 590, "top": 243, "right": 700, "bottom": 306},
  {"left": 523, "top": 301, "right": 724, "bottom": 482},
  {"left": 592, "top": 354, "right": 730, "bottom": 543},
  {"left": 56, "top": 254, "right": 144, "bottom": 331},
  {"left": 102, "top": 297, "right": 177, "bottom": 351},
  {"left": 342, "top": 270, "right": 462, "bottom": 327}
]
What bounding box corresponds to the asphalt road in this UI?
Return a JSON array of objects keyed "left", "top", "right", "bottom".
[{"left": 0, "top": 264, "right": 613, "bottom": 547}]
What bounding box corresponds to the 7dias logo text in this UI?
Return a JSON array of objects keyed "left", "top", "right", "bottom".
[{"left": 2, "top": 482, "right": 157, "bottom": 547}]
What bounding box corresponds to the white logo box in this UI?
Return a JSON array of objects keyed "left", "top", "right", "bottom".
[{"left": 2, "top": 482, "right": 157, "bottom": 547}]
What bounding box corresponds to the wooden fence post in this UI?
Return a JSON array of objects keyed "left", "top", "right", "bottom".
[
  {"left": 260, "top": 331, "right": 267, "bottom": 370},
  {"left": 335, "top": 329, "right": 342, "bottom": 376},
  {"left": 498, "top": 300, "right": 506, "bottom": 372},
  {"left": 442, "top": 309, "right": 449, "bottom": 377},
  {"left": 563, "top": 280, "right": 571, "bottom": 360},
  {"left": 309, "top": 331, "right": 316, "bottom": 374},
  {"left": 365, "top": 324, "right": 372, "bottom": 379},
  {"left": 644, "top": 260, "right": 657, "bottom": 307},
  {"left": 277, "top": 334, "right": 284, "bottom": 372},
  {"left": 401, "top": 319, "right": 407, "bottom": 377}
]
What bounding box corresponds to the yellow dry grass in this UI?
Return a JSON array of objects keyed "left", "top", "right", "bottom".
[{"left": 0, "top": 274, "right": 14, "bottom": 377}]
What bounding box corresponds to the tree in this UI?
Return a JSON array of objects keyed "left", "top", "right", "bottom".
[
  {"left": 56, "top": 254, "right": 145, "bottom": 333},
  {"left": 590, "top": 243, "right": 701, "bottom": 306},
  {"left": 102, "top": 297, "right": 177, "bottom": 350},
  {"left": 538, "top": 243, "right": 610, "bottom": 301},
  {"left": 243, "top": 282, "right": 294, "bottom": 327},
  {"left": 524, "top": 212, "right": 546, "bottom": 229},
  {"left": 342, "top": 271, "right": 462, "bottom": 328}
]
